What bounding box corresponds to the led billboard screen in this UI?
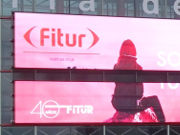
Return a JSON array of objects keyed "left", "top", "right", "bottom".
[
  {"left": 15, "top": 81, "right": 180, "bottom": 124},
  {"left": 14, "top": 12, "right": 180, "bottom": 70}
]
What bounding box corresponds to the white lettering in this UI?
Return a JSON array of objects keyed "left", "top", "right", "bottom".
[
  {"left": 78, "top": 0, "right": 180, "bottom": 16},
  {"left": 58, "top": 105, "right": 93, "bottom": 114},
  {"left": 45, "top": 110, "right": 57, "bottom": 114},
  {"left": 157, "top": 51, "right": 180, "bottom": 67},
  {"left": 160, "top": 83, "right": 165, "bottom": 89},
  {"left": 168, "top": 52, "right": 180, "bottom": 67},
  {"left": 12, "top": 0, "right": 18, "bottom": 8},
  {"left": 79, "top": 0, "right": 95, "bottom": 12},
  {"left": 161, "top": 83, "right": 179, "bottom": 90},
  {"left": 31, "top": 101, "right": 94, "bottom": 119},
  {"left": 73, "top": 105, "right": 82, "bottom": 114},
  {"left": 143, "top": 0, "right": 159, "bottom": 14},
  {"left": 157, "top": 51, "right": 166, "bottom": 67},
  {"left": 66, "top": 106, "right": 72, "bottom": 114},
  {"left": 50, "top": 0, "right": 55, "bottom": 10},
  {"left": 86, "top": 105, "right": 93, "bottom": 114},
  {"left": 174, "top": 0, "right": 180, "bottom": 15},
  {"left": 168, "top": 83, "right": 179, "bottom": 89}
]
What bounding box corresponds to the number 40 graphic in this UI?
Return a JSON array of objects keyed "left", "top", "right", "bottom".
[{"left": 30, "top": 100, "right": 60, "bottom": 119}]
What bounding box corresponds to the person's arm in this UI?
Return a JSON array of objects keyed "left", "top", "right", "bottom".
[{"left": 140, "top": 96, "right": 165, "bottom": 122}]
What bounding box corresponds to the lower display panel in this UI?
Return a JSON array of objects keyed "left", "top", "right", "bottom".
[{"left": 14, "top": 81, "right": 180, "bottom": 124}]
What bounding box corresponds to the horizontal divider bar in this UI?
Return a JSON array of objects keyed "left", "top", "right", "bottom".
[{"left": 12, "top": 68, "right": 180, "bottom": 83}]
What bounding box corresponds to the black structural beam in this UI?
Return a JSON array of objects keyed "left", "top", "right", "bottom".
[{"left": 12, "top": 68, "right": 180, "bottom": 83}]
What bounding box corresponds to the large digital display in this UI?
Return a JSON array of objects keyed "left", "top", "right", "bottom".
[
  {"left": 15, "top": 81, "right": 180, "bottom": 124},
  {"left": 14, "top": 12, "right": 180, "bottom": 70}
]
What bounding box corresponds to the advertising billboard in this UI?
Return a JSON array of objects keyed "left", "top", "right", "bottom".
[
  {"left": 14, "top": 12, "right": 180, "bottom": 70},
  {"left": 15, "top": 81, "right": 180, "bottom": 124}
]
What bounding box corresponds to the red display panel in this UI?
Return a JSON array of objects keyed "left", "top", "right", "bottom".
[
  {"left": 14, "top": 12, "right": 180, "bottom": 70},
  {"left": 15, "top": 81, "right": 180, "bottom": 124}
]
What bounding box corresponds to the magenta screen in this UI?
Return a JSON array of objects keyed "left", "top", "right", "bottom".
[
  {"left": 15, "top": 81, "right": 180, "bottom": 124},
  {"left": 14, "top": 12, "right": 180, "bottom": 70}
]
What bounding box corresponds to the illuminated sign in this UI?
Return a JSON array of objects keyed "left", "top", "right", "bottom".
[
  {"left": 76, "top": 0, "right": 180, "bottom": 16},
  {"left": 15, "top": 81, "right": 180, "bottom": 124},
  {"left": 14, "top": 12, "right": 180, "bottom": 70}
]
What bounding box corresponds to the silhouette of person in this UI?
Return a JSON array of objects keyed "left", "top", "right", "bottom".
[{"left": 110, "top": 39, "right": 165, "bottom": 122}]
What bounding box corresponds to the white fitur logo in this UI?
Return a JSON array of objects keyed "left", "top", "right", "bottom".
[{"left": 30, "top": 100, "right": 94, "bottom": 119}]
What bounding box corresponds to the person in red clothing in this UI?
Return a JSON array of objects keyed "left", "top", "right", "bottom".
[{"left": 110, "top": 39, "right": 165, "bottom": 122}]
